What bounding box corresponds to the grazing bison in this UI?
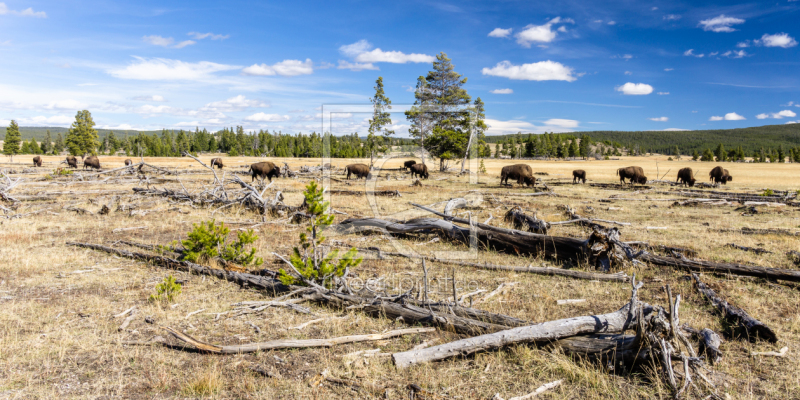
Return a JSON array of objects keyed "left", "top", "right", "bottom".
[
  {"left": 709, "top": 166, "right": 732, "bottom": 185},
  {"left": 500, "top": 164, "right": 535, "bottom": 187},
  {"left": 409, "top": 163, "right": 429, "bottom": 180},
  {"left": 572, "top": 169, "right": 586, "bottom": 184},
  {"left": 345, "top": 163, "right": 370, "bottom": 180},
  {"left": 83, "top": 155, "right": 101, "bottom": 170},
  {"left": 210, "top": 158, "right": 224, "bottom": 169},
  {"left": 124, "top": 159, "right": 133, "bottom": 166},
  {"left": 676, "top": 167, "right": 696, "bottom": 187},
  {"left": 617, "top": 166, "right": 646, "bottom": 185},
  {"left": 33, "top": 156, "right": 42, "bottom": 167},
  {"left": 249, "top": 161, "right": 281, "bottom": 183},
  {"left": 66, "top": 156, "right": 78, "bottom": 168},
  {"left": 403, "top": 160, "right": 417, "bottom": 171}
]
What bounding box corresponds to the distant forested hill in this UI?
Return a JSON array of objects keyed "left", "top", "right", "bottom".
[
  {"left": 483, "top": 124, "right": 800, "bottom": 155},
  {"left": 15, "top": 127, "right": 160, "bottom": 140}
]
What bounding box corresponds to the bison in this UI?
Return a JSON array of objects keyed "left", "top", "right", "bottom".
[
  {"left": 709, "top": 166, "right": 732, "bottom": 185},
  {"left": 409, "top": 163, "right": 429, "bottom": 179},
  {"left": 617, "top": 166, "right": 646, "bottom": 185},
  {"left": 403, "top": 160, "right": 417, "bottom": 171},
  {"left": 66, "top": 156, "right": 78, "bottom": 168},
  {"left": 33, "top": 156, "right": 42, "bottom": 167},
  {"left": 500, "top": 164, "right": 535, "bottom": 187},
  {"left": 572, "top": 169, "right": 586, "bottom": 184},
  {"left": 83, "top": 155, "right": 101, "bottom": 170},
  {"left": 345, "top": 163, "right": 370, "bottom": 180},
  {"left": 124, "top": 159, "right": 133, "bottom": 166},
  {"left": 249, "top": 161, "right": 281, "bottom": 183},
  {"left": 210, "top": 158, "right": 224, "bottom": 169},
  {"left": 676, "top": 167, "right": 696, "bottom": 187}
]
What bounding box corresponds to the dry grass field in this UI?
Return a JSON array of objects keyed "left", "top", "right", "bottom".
[{"left": 1, "top": 154, "right": 799, "bottom": 399}]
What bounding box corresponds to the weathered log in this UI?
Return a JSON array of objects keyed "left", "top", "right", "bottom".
[
  {"left": 504, "top": 207, "right": 549, "bottom": 234},
  {"left": 643, "top": 253, "right": 800, "bottom": 282},
  {"left": 788, "top": 251, "right": 800, "bottom": 266},
  {"left": 692, "top": 273, "right": 777, "bottom": 343},
  {"left": 725, "top": 243, "right": 772, "bottom": 255},
  {"left": 391, "top": 280, "right": 648, "bottom": 368},
  {"left": 682, "top": 325, "right": 723, "bottom": 364},
  {"left": 327, "top": 190, "right": 402, "bottom": 197}
]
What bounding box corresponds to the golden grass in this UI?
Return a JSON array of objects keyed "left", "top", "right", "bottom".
[{"left": 0, "top": 155, "right": 798, "bottom": 399}]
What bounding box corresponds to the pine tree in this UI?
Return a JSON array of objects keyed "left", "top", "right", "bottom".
[
  {"left": 29, "top": 137, "right": 41, "bottom": 154},
  {"left": 715, "top": 144, "right": 727, "bottom": 162},
  {"left": 579, "top": 135, "right": 591, "bottom": 159},
  {"left": 692, "top": 149, "right": 699, "bottom": 161},
  {"left": 701, "top": 148, "right": 715, "bottom": 161},
  {"left": 3, "top": 120, "right": 21, "bottom": 161},
  {"left": 366, "top": 77, "right": 393, "bottom": 167},
  {"left": 53, "top": 132, "right": 65, "bottom": 154},
  {"left": 41, "top": 130, "right": 52, "bottom": 154},
  {"left": 65, "top": 110, "right": 99, "bottom": 155},
  {"left": 777, "top": 145, "right": 785, "bottom": 163}
]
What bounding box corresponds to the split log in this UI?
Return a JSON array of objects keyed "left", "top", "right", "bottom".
[
  {"left": 725, "top": 243, "right": 772, "bottom": 255},
  {"left": 682, "top": 325, "right": 722, "bottom": 364},
  {"left": 692, "top": 273, "right": 777, "bottom": 343},
  {"left": 504, "top": 207, "right": 549, "bottom": 234}
]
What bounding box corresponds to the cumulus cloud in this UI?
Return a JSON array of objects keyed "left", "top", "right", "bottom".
[
  {"left": 615, "top": 82, "right": 654, "bottom": 95},
  {"left": 786, "top": 121, "right": 799, "bottom": 124},
  {"left": 657, "top": 92, "right": 670, "bottom": 95},
  {"left": 108, "top": 57, "right": 240, "bottom": 80},
  {"left": 736, "top": 41, "right": 750, "bottom": 48},
  {"left": 0, "top": 3, "right": 47, "bottom": 17},
  {"left": 337, "top": 60, "right": 378, "bottom": 71},
  {"left": 490, "top": 88, "right": 513, "bottom": 94},
  {"left": 710, "top": 112, "right": 745, "bottom": 121},
  {"left": 698, "top": 14, "right": 745, "bottom": 32},
  {"left": 756, "top": 113, "right": 769, "bottom": 119},
  {"left": 133, "top": 95, "right": 166, "bottom": 102},
  {"left": 607, "top": 21, "right": 616, "bottom": 25},
  {"left": 754, "top": 33, "right": 797, "bottom": 48},
  {"left": 684, "top": 49, "right": 704, "bottom": 58},
  {"left": 488, "top": 28, "right": 512, "bottom": 38},
  {"left": 649, "top": 117, "right": 669, "bottom": 121},
  {"left": 481, "top": 60, "right": 577, "bottom": 82},
  {"left": 200, "top": 95, "right": 267, "bottom": 113},
  {"left": 759, "top": 109, "right": 797, "bottom": 119},
  {"left": 515, "top": 17, "right": 567, "bottom": 47},
  {"left": 242, "top": 59, "right": 314, "bottom": 76},
  {"left": 143, "top": 35, "right": 196, "bottom": 49},
  {"left": 45, "top": 99, "right": 88, "bottom": 110},
  {"left": 544, "top": 119, "right": 579, "bottom": 128},
  {"left": 17, "top": 115, "right": 73, "bottom": 125},
  {"left": 722, "top": 50, "right": 748, "bottom": 58},
  {"left": 188, "top": 32, "right": 230, "bottom": 40},
  {"left": 244, "top": 113, "right": 290, "bottom": 122},
  {"left": 339, "top": 40, "right": 434, "bottom": 64},
  {"left": 484, "top": 118, "right": 578, "bottom": 135}
]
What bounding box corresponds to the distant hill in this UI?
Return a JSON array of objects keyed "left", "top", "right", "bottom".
[
  {"left": 484, "top": 124, "right": 800, "bottom": 155},
  {"left": 12, "top": 127, "right": 162, "bottom": 141}
]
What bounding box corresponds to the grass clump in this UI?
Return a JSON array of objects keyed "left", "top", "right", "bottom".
[
  {"left": 760, "top": 189, "right": 775, "bottom": 197},
  {"left": 178, "top": 219, "right": 263, "bottom": 267},
  {"left": 149, "top": 275, "right": 182, "bottom": 303}
]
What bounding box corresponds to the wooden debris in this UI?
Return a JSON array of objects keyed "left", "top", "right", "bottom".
[
  {"left": 492, "top": 379, "right": 563, "bottom": 400},
  {"left": 725, "top": 243, "right": 772, "bottom": 255},
  {"left": 504, "top": 206, "right": 549, "bottom": 234},
  {"left": 751, "top": 347, "right": 788, "bottom": 357},
  {"left": 118, "top": 308, "right": 137, "bottom": 331},
  {"left": 556, "top": 299, "right": 586, "bottom": 305}
]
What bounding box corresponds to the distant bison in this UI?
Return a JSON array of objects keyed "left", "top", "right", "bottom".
[
  {"left": 33, "top": 156, "right": 42, "bottom": 167},
  {"left": 572, "top": 169, "right": 586, "bottom": 184},
  {"left": 676, "top": 167, "right": 696, "bottom": 187},
  {"left": 249, "top": 161, "right": 281, "bottom": 183},
  {"left": 124, "top": 159, "right": 132, "bottom": 166},
  {"left": 66, "top": 156, "right": 78, "bottom": 168},
  {"left": 500, "top": 164, "right": 535, "bottom": 187},
  {"left": 409, "top": 163, "right": 429, "bottom": 179},
  {"left": 709, "top": 166, "right": 732, "bottom": 185},
  {"left": 617, "top": 166, "right": 646, "bottom": 185},
  {"left": 403, "top": 160, "right": 417, "bottom": 171},
  {"left": 210, "top": 158, "right": 224, "bottom": 169},
  {"left": 83, "top": 155, "right": 101, "bottom": 170},
  {"left": 345, "top": 163, "right": 370, "bottom": 180}
]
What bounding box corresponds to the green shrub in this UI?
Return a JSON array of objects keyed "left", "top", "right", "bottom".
[
  {"left": 54, "top": 168, "right": 73, "bottom": 176},
  {"left": 149, "top": 275, "right": 182, "bottom": 303},
  {"left": 178, "top": 219, "right": 263, "bottom": 267},
  {"left": 479, "top": 159, "right": 487, "bottom": 174},
  {"left": 760, "top": 189, "right": 775, "bottom": 197},
  {"left": 278, "top": 181, "right": 362, "bottom": 288}
]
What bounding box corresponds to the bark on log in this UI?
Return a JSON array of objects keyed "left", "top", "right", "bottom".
[
  {"left": 504, "top": 207, "right": 549, "bottom": 234},
  {"left": 644, "top": 253, "right": 800, "bottom": 282},
  {"left": 682, "top": 325, "right": 723, "bottom": 364},
  {"left": 692, "top": 273, "right": 777, "bottom": 343},
  {"left": 725, "top": 243, "right": 772, "bottom": 255},
  {"left": 327, "top": 190, "right": 402, "bottom": 197}
]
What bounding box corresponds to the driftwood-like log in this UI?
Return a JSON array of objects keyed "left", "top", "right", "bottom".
[
  {"left": 644, "top": 253, "right": 800, "bottom": 282},
  {"left": 692, "top": 273, "right": 777, "bottom": 343},
  {"left": 327, "top": 190, "right": 402, "bottom": 197},
  {"left": 682, "top": 325, "right": 722, "bottom": 364},
  {"left": 504, "top": 207, "right": 549, "bottom": 234},
  {"left": 725, "top": 243, "right": 772, "bottom": 255}
]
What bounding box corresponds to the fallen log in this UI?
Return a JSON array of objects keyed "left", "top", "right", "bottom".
[
  {"left": 725, "top": 243, "right": 772, "bottom": 255},
  {"left": 642, "top": 253, "right": 800, "bottom": 282},
  {"left": 692, "top": 273, "right": 777, "bottom": 343},
  {"left": 504, "top": 207, "right": 549, "bottom": 234},
  {"left": 682, "top": 325, "right": 723, "bottom": 365},
  {"left": 327, "top": 190, "right": 402, "bottom": 197}
]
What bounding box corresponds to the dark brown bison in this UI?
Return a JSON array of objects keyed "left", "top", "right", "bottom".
[
  {"left": 572, "top": 169, "right": 586, "bottom": 184},
  {"left": 409, "top": 163, "right": 429, "bottom": 179},
  {"left": 345, "top": 163, "right": 370, "bottom": 180},
  {"left": 676, "top": 167, "right": 696, "bottom": 187},
  {"left": 403, "top": 160, "right": 417, "bottom": 171},
  {"left": 33, "top": 156, "right": 42, "bottom": 167},
  {"left": 249, "top": 161, "right": 281, "bottom": 183},
  {"left": 709, "top": 166, "right": 732, "bottom": 184},
  {"left": 124, "top": 159, "right": 132, "bottom": 166},
  {"left": 66, "top": 156, "right": 78, "bottom": 168},
  {"left": 500, "top": 164, "right": 535, "bottom": 186},
  {"left": 210, "top": 158, "right": 224, "bottom": 169},
  {"left": 617, "top": 166, "right": 646, "bottom": 185},
  {"left": 83, "top": 155, "right": 101, "bottom": 170}
]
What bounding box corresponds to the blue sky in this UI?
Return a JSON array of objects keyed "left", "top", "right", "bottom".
[{"left": 0, "top": 0, "right": 798, "bottom": 136}]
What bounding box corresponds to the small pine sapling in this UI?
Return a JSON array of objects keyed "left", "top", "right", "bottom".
[
  {"left": 149, "top": 275, "right": 182, "bottom": 303},
  {"left": 179, "top": 219, "right": 263, "bottom": 267}
]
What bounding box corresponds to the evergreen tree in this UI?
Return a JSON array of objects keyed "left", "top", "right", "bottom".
[
  {"left": 568, "top": 139, "right": 579, "bottom": 158},
  {"left": 41, "top": 130, "right": 52, "bottom": 154},
  {"left": 3, "top": 120, "right": 21, "bottom": 161},
  {"left": 692, "top": 149, "right": 699, "bottom": 161},
  {"left": 366, "top": 77, "right": 393, "bottom": 167},
  {"left": 65, "top": 110, "right": 99, "bottom": 155},
  {"left": 21, "top": 140, "right": 31, "bottom": 154},
  {"left": 777, "top": 145, "right": 785, "bottom": 163},
  {"left": 701, "top": 148, "right": 715, "bottom": 161},
  {"left": 29, "top": 137, "right": 41, "bottom": 154},
  {"left": 54, "top": 132, "right": 65, "bottom": 154},
  {"left": 715, "top": 144, "right": 727, "bottom": 162},
  {"left": 579, "top": 135, "right": 591, "bottom": 159},
  {"left": 673, "top": 145, "right": 681, "bottom": 159}
]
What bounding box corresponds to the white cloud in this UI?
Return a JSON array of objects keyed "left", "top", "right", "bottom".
[
  {"left": 490, "top": 88, "right": 513, "bottom": 94},
  {"left": 45, "top": 99, "right": 88, "bottom": 110},
  {"left": 709, "top": 116, "right": 723, "bottom": 121},
  {"left": 488, "top": 28, "right": 512, "bottom": 38},
  {"left": 17, "top": 115, "right": 72, "bottom": 125},
  {"left": 755, "top": 33, "right": 797, "bottom": 48},
  {"left": 201, "top": 95, "right": 267, "bottom": 113},
  {"left": 133, "top": 95, "right": 166, "bottom": 102},
  {"left": 355, "top": 49, "right": 434, "bottom": 63},
  {"left": 664, "top": 68, "right": 674, "bottom": 71},
  {"left": 710, "top": 112, "right": 745, "bottom": 121},
  {"left": 760, "top": 109, "right": 797, "bottom": 119},
  {"left": 337, "top": 60, "right": 378, "bottom": 71},
  {"left": 138, "top": 104, "right": 176, "bottom": 114},
  {"left": 684, "top": 49, "right": 704, "bottom": 58},
  {"left": 339, "top": 40, "right": 372, "bottom": 57},
  {"left": 607, "top": 21, "right": 616, "bottom": 25},
  {"left": 657, "top": 92, "right": 670, "bottom": 95},
  {"left": 649, "top": 117, "right": 669, "bottom": 121},
  {"left": 244, "top": 113, "right": 290, "bottom": 122},
  {"left": 544, "top": 118, "right": 579, "bottom": 128},
  {"left": 108, "top": 57, "right": 240, "bottom": 80},
  {"left": 663, "top": 128, "right": 690, "bottom": 131},
  {"left": 722, "top": 50, "right": 748, "bottom": 58},
  {"left": 97, "top": 123, "right": 136, "bottom": 130},
  {"left": 615, "top": 82, "right": 654, "bottom": 95},
  {"left": 173, "top": 40, "right": 195, "bottom": 49},
  {"left": 515, "top": 17, "right": 565, "bottom": 47},
  {"left": 481, "top": 60, "right": 577, "bottom": 82},
  {"left": 557, "top": 26, "right": 567, "bottom": 33},
  {"left": 756, "top": 113, "right": 769, "bottom": 119},
  {"left": 709, "top": 51, "right": 719, "bottom": 56},
  {"left": 786, "top": 121, "right": 798, "bottom": 124},
  {"left": 624, "top": 71, "right": 632, "bottom": 75},
  {"left": 698, "top": 15, "right": 745, "bottom": 32},
  {"left": 242, "top": 59, "right": 314, "bottom": 76},
  {"left": 188, "top": 32, "right": 230, "bottom": 40},
  {"left": 143, "top": 35, "right": 195, "bottom": 49},
  {"left": 736, "top": 41, "right": 750, "bottom": 48},
  {"left": 0, "top": 3, "right": 46, "bottom": 17},
  {"left": 664, "top": 14, "right": 681, "bottom": 21}
]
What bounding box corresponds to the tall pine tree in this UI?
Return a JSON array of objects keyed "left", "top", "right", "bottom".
[
  {"left": 3, "top": 120, "right": 21, "bottom": 161},
  {"left": 366, "top": 76, "right": 393, "bottom": 167},
  {"left": 65, "top": 110, "right": 99, "bottom": 155}
]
